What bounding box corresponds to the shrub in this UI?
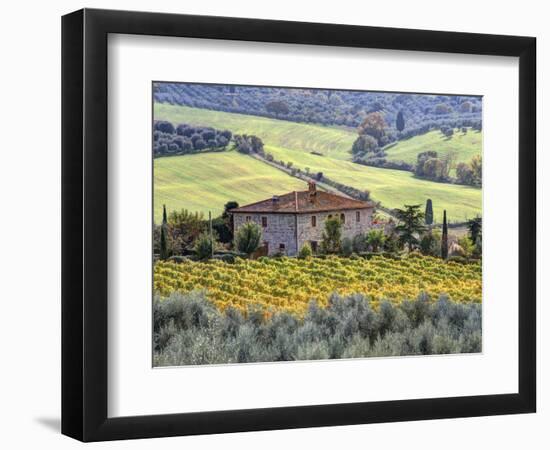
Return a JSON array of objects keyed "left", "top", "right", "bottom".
[
  {"left": 419, "top": 230, "right": 441, "bottom": 257},
  {"left": 352, "top": 233, "right": 367, "bottom": 253},
  {"left": 366, "top": 229, "right": 386, "bottom": 252},
  {"left": 298, "top": 242, "right": 313, "bottom": 258},
  {"left": 447, "top": 255, "right": 469, "bottom": 264},
  {"left": 235, "top": 222, "right": 262, "bottom": 256},
  {"left": 458, "top": 236, "right": 476, "bottom": 257},
  {"left": 153, "top": 292, "right": 482, "bottom": 366},
  {"left": 320, "top": 217, "right": 342, "bottom": 254},
  {"left": 194, "top": 232, "right": 216, "bottom": 260},
  {"left": 213, "top": 253, "right": 236, "bottom": 264},
  {"left": 341, "top": 237, "right": 353, "bottom": 256},
  {"left": 167, "top": 255, "right": 193, "bottom": 263}
]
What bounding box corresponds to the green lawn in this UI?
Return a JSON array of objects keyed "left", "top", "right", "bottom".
[
  {"left": 154, "top": 103, "right": 356, "bottom": 160},
  {"left": 265, "top": 144, "right": 481, "bottom": 223},
  {"left": 154, "top": 151, "right": 307, "bottom": 223},
  {"left": 384, "top": 129, "right": 482, "bottom": 168}
]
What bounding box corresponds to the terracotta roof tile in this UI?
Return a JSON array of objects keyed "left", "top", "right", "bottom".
[{"left": 230, "top": 185, "right": 374, "bottom": 214}]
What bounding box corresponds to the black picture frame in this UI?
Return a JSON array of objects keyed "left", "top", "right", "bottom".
[{"left": 62, "top": 8, "right": 536, "bottom": 442}]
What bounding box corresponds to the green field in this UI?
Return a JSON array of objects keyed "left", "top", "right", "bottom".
[
  {"left": 384, "top": 129, "right": 482, "bottom": 168},
  {"left": 154, "top": 152, "right": 307, "bottom": 222},
  {"left": 155, "top": 103, "right": 355, "bottom": 160},
  {"left": 264, "top": 145, "right": 481, "bottom": 223},
  {"left": 154, "top": 104, "right": 482, "bottom": 223}
]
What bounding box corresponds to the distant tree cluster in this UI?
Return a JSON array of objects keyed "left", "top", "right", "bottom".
[
  {"left": 351, "top": 113, "right": 389, "bottom": 167},
  {"left": 232, "top": 134, "right": 264, "bottom": 155},
  {"left": 357, "top": 112, "right": 387, "bottom": 145},
  {"left": 410, "top": 149, "right": 480, "bottom": 187},
  {"left": 455, "top": 155, "right": 482, "bottom": 187},
  {"left": 440, "top": 125, "right": 454, "bottom": 137},
  {"left": 153, "top": 82, "right": 482, "bottom": 134},
  {"left": 414, "top": 150, "right": 456, "bottom": 183},
  {"left": 153, "top": 120, "right": 232, "bottom": 157}
]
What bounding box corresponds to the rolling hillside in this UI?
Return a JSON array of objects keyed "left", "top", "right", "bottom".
[
  {"left": 154, "top": 104, "right": 482, "bottom": 223},
  {"left": 154, "top": 103, "right": 355, "bottom": 160},
  {"left": 384, "top": 128, "right": 482, "bottom": 166},
  {"left": 154, "top": 152, "right": 307, "bottom": 222},
  {"left": 264, "top": 145, "right": 481, "bottom": 223}
]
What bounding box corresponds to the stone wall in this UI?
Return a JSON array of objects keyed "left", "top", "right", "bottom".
[
  {"left": 296, "top": 208, "right": 373, "bottom": 253},
  {"left": 233, "top": 208, "right": 373, "bottom": 256},
  {"left": 233, "top": 213, "right": 297, "bottom": 256}
]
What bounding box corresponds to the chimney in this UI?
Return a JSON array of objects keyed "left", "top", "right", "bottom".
[
  {"left": 308, "top": 181, "right": 317, "bottom": 202},
  {"left": 272, "top": 195, "right": 280, "bottom": 208}
]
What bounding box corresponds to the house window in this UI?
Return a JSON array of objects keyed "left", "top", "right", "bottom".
[
  {"left": 340, "top": 213, "right": 346, "bottom": 223},
  {"left": 356, "top": 211, "right": 361, "bottom": 222},
  {"left": 279, "top": 243, "right": 286, "bottom": 252},
  {"left": 310, "top": 241, "right": 318, "bottom": 253},
  {"left": 245, "top": 216, "right": 251, "bottom": 222},
  {"left": 261, "top": 216, "right": 268, "bottom": 228},
  {"left": 311, "top": 216, "right": 317, "bottom": 227},
  {"left": 328, "top": 214, "right": 333, "bottom": 219}
]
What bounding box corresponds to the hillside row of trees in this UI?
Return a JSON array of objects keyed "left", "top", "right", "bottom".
[
  {"left": 153, "top": 82, "right": 481, "bottom": 132},
  {"left": 153, "top": 120, "right": 232, "bottom": 157}
]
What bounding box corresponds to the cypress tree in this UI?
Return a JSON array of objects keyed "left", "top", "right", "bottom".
[
  {"left": 396, "top": 110, "right": 405, "bottom": 132},
  {"left": 441, "top": 210, "right": 448, "bottom": 259},
  {"left": 425, "top": 199, "right": 433, "bottom": 225},
  {"left": 160, "top": 204, "right": 168, "bottom": 260},
  {"left": 160, "top": 225, "right": 168, "bottom": 260},
  {"left": 162, "top": 204, "right": 168, "bottom": 225}
]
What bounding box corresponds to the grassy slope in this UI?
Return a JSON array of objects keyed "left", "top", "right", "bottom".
[
  {"left": 384, "top": 129, "right": 482, "bottom": 167},
  {"left": 154, "top": 151, "right": 306, "bottom": 222},
  {"left": 154, "top": 104, "right": 481, "bottom": 223},
  {"left": 265, "top": 145, "right": 481, "bottom": 223},
  {"left": 154, "top": 103, "right": 355, "bottom": 160}
]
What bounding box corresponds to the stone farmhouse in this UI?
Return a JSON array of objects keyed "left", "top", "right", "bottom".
[{"left": 231, "top": 182, "right": 375, "bottom": 256}]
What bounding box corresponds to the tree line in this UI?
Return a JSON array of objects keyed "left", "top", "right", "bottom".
[
  {"left": 153, "top": 121, "right": 233, "bottom": 157},
  {"left": 153, "top": 82, "right": 481, "bottom": 133}
]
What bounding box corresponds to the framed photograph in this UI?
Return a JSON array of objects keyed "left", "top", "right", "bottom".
[{"left": 62, "top": 8, "right": 536, "bottom": 442}]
